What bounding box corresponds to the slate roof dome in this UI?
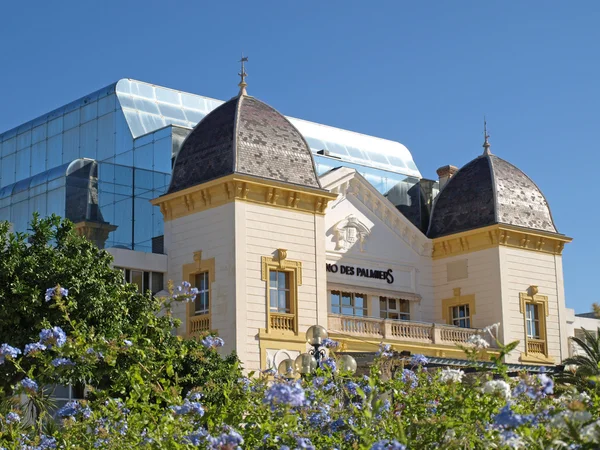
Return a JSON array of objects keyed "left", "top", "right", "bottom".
[
  {"left": 427, "top": 141, "right": 558, "bottom": 238},
  {"left": 167, "top": 91, "right": 322, "bottom": 194}
]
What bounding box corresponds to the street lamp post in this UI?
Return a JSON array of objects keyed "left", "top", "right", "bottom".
[{"left": 276, "top": 325, "right": 356, "bottom": 378}]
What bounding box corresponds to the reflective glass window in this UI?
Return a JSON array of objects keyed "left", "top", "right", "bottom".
[
  {"left": 155, "top": 89, "right": 180, "bottom": 105},
  {"left": 64, "top": 110, "right": 80, "bottom": 130},
  {"left": 17, "top": 131, "right": 31, "bottom": 150},
  {"left": 62, "top": 128, "right": 80, "bottom": 163},
  {"left": 97, "top": 113, "right": 116, "bottom": 161},
  {"left": 47, "top": 117, "right": 63, "bottom": 137},
  {"left": 450, "top": 304, "right": 471, "bottom": 328},
  {"left": 133, "top": 97, "right": 160, "bottom": 116},
  {"left": 32, "top": 125, "right": 46, "bottom": 144},
  {"left": 134, "top": 143, "right": 153, "bottom": 171},
  {"left": 269, "top": 270, "right": 290, "bottom": 313},
  {"left": 194, "top": 272, "right": 210, "bottom": 315},
  {"left": 115, "top": 111, "right": 134, "bottom": 155},
  {"left": 158, "top": 103, "right": 186, "bottom": 121},
  {"left": 115, "top": 150, "right": 133, "bottom": 166},
  {"left": 526, "top": 303, "right": 540, "bottom": 339},
  {"left": 79, "top": 121, "right": 97, "bottom": 159},
  {"left": 81, "top": 102, "right": 97, "bottom": 123},
  {"left": 31, "top": 141, "right": 47, "bottom": 175},
  {"left": 47, "top": 135, "right": 63, "bottom": 167},
  {"left": 1, "top": 153, "right": 15, "bottom": 185},
  {"left": 16, "top": 149, "right": 31, "bottom": 180},
  {"left": 1, "top": 137, "right": 16, "bottom": 157},
  {"left": 331, "top": 291, "right": 367, "bottom": 316},
  {"left": 98, "top": 95, "right": 116, "bottom": 116}
]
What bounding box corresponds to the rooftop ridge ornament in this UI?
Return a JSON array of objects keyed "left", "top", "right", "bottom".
[
  {"left": 483, "top": 116, "right": 492, "bottom": 155},
  {"left": 238, "top": 53, "right": 248, "bottom": 96}
]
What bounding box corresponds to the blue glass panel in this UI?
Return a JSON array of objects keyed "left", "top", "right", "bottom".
[
  {"left": 181, "top": 93, "right": 205, "bottom": 111},
  {"left": 118, "top": 95, "right": 136, "bottom": 109},
  {"left": 12, "top": 200, "right": 29, "bottom": 232},
  {"left": 140, "top": 113, "right": 165, "bottom": 134},
  {"left": 79, "top": 121, "right": 97, "bottom": 160},
  {"left": 123, "top": 110, "right": 145, "bottom": 138},
  {"left": 62, "top": 128, "right": 80, "bottom": 163},
  {"left": 17, "top": 132, "right": 31, "bottom": 150},
  {"left": 114, "top": 110, "right": 133, "bottom": 155},
  {"left": 32, "top": 125, "right": 47, "bottom": 144},
  {"left": 153, "top": 137, "right": 171, "bottom": 173},
  {"left": 16, "top": 149, "right": 31, "bottom": 180},
  {"left": 64, "top": 110, "right": 80, "bottom": 130},
  {"left": 134, "top": 143, "right": 153, "bottom": 171},
  {"left": 113, "top": 195, "right": 133, "bottom": 248},
  {"left": 47, "top": 177, "right": 65, "bottom": 191},
  {"left": 115, "top": 150, "right": 133, "bottom": 166},
  {"left": 47, "top": 135, "right": 63, "bottom": 168},
  {"left": 97, "top": 113, "right": 116, "bottom": 161},
  {"left": 31, "top": 194, "right": 47, "bottom": 217},
  {"left": 133, "top": 97, "right": 160, "bottom": 116},
  {"left": 2, "top": 153, "right": 16, "bottom": 186},
  {"left": 98, "top": 162, "right": 115, "bottom": 184},
  {"left": 135, "top": 168, "right": 153, "bottom": 189},
  {"left": 81, "top": 102, "right": 98, "bottom": 123},
  {"left": 47, "top": 187, "right": 66, "bottom": 216},
  {"left": 132, "top": 82, "right": 154, "bottom": 98},
  {"left": 1, "top": 137, "right": 16, "bottom": 156},
  {"left": 158, "top": 103, "right": 186, "bottom": 121},
  {"left": 134, "top": 197, "right": 153, "bottom": 249},
  {"left": 183, "top": 110, "right": 204, "bottom": 124},
  {"left": 47, "top": 117, "right": 63, "bottom": 137},
  {"left": 152, "top": 206, "right": 163, "bottom": 237},
  {"left": 98, "top": 94, "right": 116, "bottom": 116},
  {"left": 114, "top": 165, "right": 133, "bottom": 191},
  {"left": 133, "top": 133, "right": 153, "bottom": 148},
  {"left": 31, "top": 141, "right": 47, "bottom": 175}
]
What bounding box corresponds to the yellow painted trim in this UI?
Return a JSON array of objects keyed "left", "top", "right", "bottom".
[
  {"left": 519, "top": 286, "right": 551, "bottom": 359},
  {"left": 519, "top": 352, "right": 555, "bottom": 364},
  {"left": 261, "top": 250, "right": 302, "bottom": 335},
  {"left": 432, "top": 224, "right": 572, "bottom": 260},
  {"left": 151, "top": 173, "right": 337, "bottom": 221},
  {"left": 441, "top": 287, "right": 476, "bottom": 327},
  {"left": 182, "top": 251, "right": 215, "bottom": 337}
]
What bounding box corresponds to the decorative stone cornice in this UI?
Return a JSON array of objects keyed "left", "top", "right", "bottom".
[
  {"left": 151, "top": 174, "right": 337, "bottom": 221},
  {"left": 431, "top": 224, "right": 572, "bottom": 260}
]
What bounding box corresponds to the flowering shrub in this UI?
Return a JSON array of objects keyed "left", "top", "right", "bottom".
[{"left": 1, "top": 294, "right": 600, "bottom": 450}]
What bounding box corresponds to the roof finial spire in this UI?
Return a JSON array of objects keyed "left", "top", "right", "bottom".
[
  {"left": 483, "top": 116, "right": 491, "bottom": 155},
  {"left": 238, "top": 53, "right": 248, "bottom": 96}
]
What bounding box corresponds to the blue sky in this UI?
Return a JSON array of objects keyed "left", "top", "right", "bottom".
[{"left": 0, "top": 1, "right": 597, "bottom": 312}]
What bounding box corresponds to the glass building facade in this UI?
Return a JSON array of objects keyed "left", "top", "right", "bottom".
[{"left": 0, "top": 79, "right": 435, "bottom": 252}]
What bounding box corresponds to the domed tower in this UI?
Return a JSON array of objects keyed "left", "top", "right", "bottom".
[
  {"left": 152, "top": 64, "right": 336, "bottom": 371},
  {"left": 427, "top": 128, "right": 571, "bottom": 365}
]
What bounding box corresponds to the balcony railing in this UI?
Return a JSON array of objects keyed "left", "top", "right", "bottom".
[
  {"left": 527, "top": 338, "right": 547, "bottom": 355},
  {"left": 270, "top": 312, "right": 296, "bottom": 333},
  {"left": 328, "top": 314, "right": 495, "bottom": 347},
  {"left": 189, "top": 314, "right": 210, "bottom": 335}
]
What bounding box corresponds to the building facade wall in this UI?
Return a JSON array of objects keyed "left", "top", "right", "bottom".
[
  {"left": 164, "top": 202, "right": 237, "bottom": 355},
  {"left": 432, "top": 247, "right": 503, "bottom": 335},
  {"left": 499, "top": 247, "right": 566, "bottom": 364}
]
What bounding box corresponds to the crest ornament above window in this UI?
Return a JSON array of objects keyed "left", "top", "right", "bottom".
[{"left": 333, "top": 215, "right": 371, "bottom": 252}]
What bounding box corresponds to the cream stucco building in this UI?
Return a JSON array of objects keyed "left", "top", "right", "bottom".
[
  {"left": 150, "top": 81, "right": 579, "bottom": 372},
  {"left": 2, "top": 75, "right": 595, "bottom": 375}
]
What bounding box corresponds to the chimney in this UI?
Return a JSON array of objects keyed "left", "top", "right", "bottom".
[{"left": 436, "top": 165, "right": 459, "bottom": 191}]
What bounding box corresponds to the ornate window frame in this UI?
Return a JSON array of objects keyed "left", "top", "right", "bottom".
[
  {"left": 261, "top": 249, "right": 302, "bottom": 335},
  {"left": 182, "top": 251, "right": 215, "bottom": 336},
  {"left": 441, "top": 288, "right": 476, "bottom": 328},
  {"left": 519, "top": 286, "right": 553, "bottom": 363}
]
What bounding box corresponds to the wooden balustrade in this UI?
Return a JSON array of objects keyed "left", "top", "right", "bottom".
[
  {"left": 189, "top": 314, "right": 210, "bottom": 335},
  {"left": 270, "top": 312, "right": 296, "bottom": 332},
  {"left": 527, "top": 339, "right": 546, "bottom": 355},
  {"left": 327, "top": 314, "right": 494, "bottom": 347}
]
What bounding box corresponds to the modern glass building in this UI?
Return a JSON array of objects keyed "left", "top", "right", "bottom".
[{"left": 0, "top": 79, "right": 434, "bottom": 254}]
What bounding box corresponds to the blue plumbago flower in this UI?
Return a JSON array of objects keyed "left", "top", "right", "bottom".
[
  {"left": 400, "top": 369, "right": 418, "bottom": 388},
  {"left": 330, "top": 418, "right": 345, "bottom": 432},
  {"left": 493, "top": 404, "right": 534, "bottom": 429},
  {"left": 171, "top": 399, "right": 205, "bottom": 416},
  {"left": 322, "top": 338, "right": 339, "bottom": 349},
  {"left": 185, "top": 428, "right": 209, "bottom": 445},
  {"left": 411, "top": 354, "right": 429, "bottom": 366},
  {"left": 312, "top": 376, "right": 325, "bottom": 388},
  {"left": 37, "top": 435, "right": 57, "bottom": 449},
  {"left": 370, "top": 440, "right": 406, "bottom": 450},
  {"left": 345, "top": 381, "right": 360, "bottom": 396},
  {"left": 187, "top": 391, "right": 203, "bottom": 401},
  {"left": 209, "top": 428, "right": 244, "bottom": 449},
  {"left": 24, "top": 342, "right": 46, "bottom": 355},
  {"left": 323, "top": 382, "right": 337, "bottom": 392},
  {"left": 296, "top": 437, "right": 315, "bottom": 450},
  {"left": 123, "top": 339, "right": 133, "bottom": 347},
  {"left": 201, "top": 335, "right": 225, "bottom": 349},
  {"left": 279, "top": 446, "right": 291, "bottom": 450},
  {"left": 86, "top": 347, "right": 104, "bottom": 359},
  {"left": 45, "top": 286, "right": 68, "bottom": 302},
  {"left": 39, "top": 326, "right": 67, "bottom": 348},
  {"left": 0, "top": 343, "right": 21, "bottom": 364},
  {"left": 51, "top": 357, "right": 75, "bottom": 367},
  {"left": 538, "top": 373, "right": 554, "bottom": 395},
  {"left": 376, "top": 343, "right": 393, "bottom": 358},
  {"left": 57, "top": 400, "right": 92, "bottom": 419},
  {"left": 21, "top": 377, "right": 38, "bottom": 394},
  {"left": 319, "top": 357, "right": 337, "bottom": 372},
  {"left": 5, "top": 411, "right": 20, "bottom": 424},
  {"left": 264, "top": 381, "right": 305, "bottom": 408},
  {"left": 238, "top": 377, "right": 251, "bottom": 391},
  {"left": 173, "top": 281, "right": 199, "bottom": 302}
]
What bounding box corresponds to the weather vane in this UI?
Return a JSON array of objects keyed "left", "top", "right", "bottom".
[{"left": 238, "top": 53, "right": 248, "bottom": 95}]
